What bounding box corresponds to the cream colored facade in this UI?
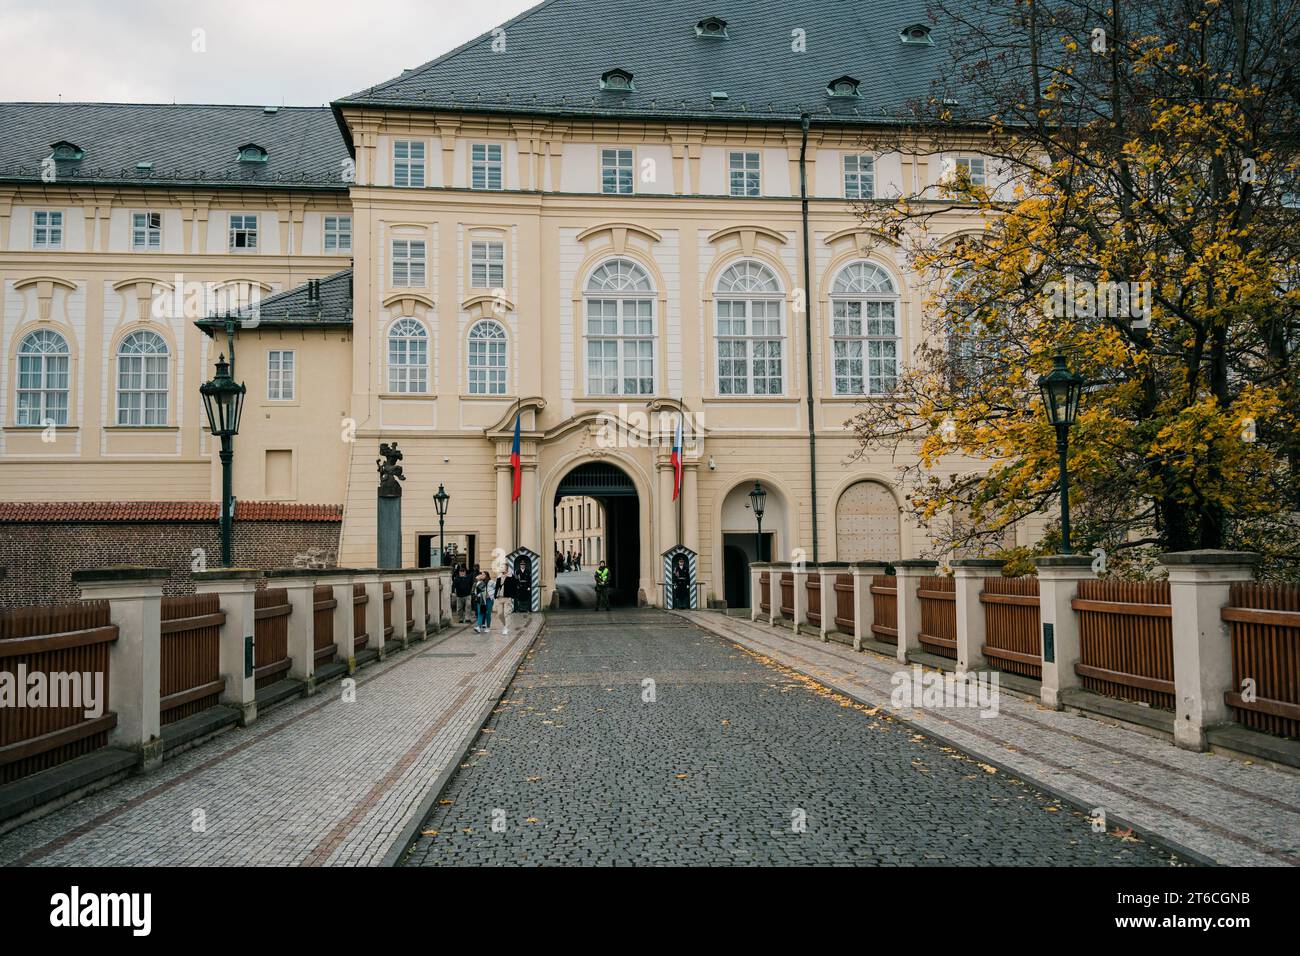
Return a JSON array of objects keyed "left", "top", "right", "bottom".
[
  {"left": 0, "top": 104, "right": 1037, "bottom": 607},
  {"left": 556, "top": 496, "right": 604, "bottom": 563}
]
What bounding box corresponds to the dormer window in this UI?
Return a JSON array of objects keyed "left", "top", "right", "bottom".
[
  {"left": 237, "top": 143, "right": 268, "bottom": 164},
  {"left": 600, "top": 68, "right": 635, "bottom": 92},
  {"left": 49, "top": 141, "right": 84, "bottom": 162},
  {"left": 900, "top": 23, "right": 933, "bottom": 45},
  {"left": 695, "top": 16, "right": 728, "bottom": 38},
  {"left": 827, "top": 75, "right": 861, "bottom": 98}
]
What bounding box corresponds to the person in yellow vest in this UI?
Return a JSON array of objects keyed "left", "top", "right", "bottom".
[{"left": 593, "top": 560, "right": 611, "bottom": 611}]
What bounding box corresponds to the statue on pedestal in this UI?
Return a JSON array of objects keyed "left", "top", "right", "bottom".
[{"left": 377, "top": 442, "right": 405, "bottom": 497}]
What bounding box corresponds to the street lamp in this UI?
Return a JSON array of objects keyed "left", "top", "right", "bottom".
[
  {"left": 1037, "top": 351, "right": 1086, "bottom": 554},
  {"left": 199, "top": 353, "right": 246, "bottom": 567},
  {"left": 433, "top": 483, "right": 450, "bottom": 567},
  {"left": 748, "top": 481, "right": 767, "bottom": 562}
]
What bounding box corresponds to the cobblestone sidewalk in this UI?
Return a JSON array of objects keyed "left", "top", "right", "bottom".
[
  {"left": 0, "top": 615, "right": 541, "bottom": 866},
  {"left": 685, "top": 612, "right": 1300, "bottom": 867}
]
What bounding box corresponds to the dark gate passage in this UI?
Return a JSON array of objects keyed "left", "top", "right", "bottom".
[{"left": 554, "top": 462, "right": 639, "bottom": 608}]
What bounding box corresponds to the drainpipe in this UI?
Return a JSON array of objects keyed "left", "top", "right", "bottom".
[{"left": 799, "top": 113, "right": 820, "bottom": 563}]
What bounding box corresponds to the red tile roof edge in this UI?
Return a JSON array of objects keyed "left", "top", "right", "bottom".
[{"left": 0, "top": 501, "right": 343, "bottom": 523}]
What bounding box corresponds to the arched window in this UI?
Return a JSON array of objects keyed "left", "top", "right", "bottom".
[
  {"left": 584, "top": 258, "right": 654, "bottom": 395},
  {"left": 116, "top": 330, "right": 169, "bottom": 426},
  {"left": 16, "top": 329, "right": 70, "bottom": 426},
  {"left": 830, "top": 261, "right": 899, "bottom": 396},
  {"left": 944, "top": 272, "right": 999, "bottom": 392},
  {"left": 716, "top": 260, "right": 784, "bottom": 395},
  {"left": 388, "top": 318, "right": 428, "bottom": 393},
  {"left": 467, "top": 320, "right": 507, "bottom": 395}
]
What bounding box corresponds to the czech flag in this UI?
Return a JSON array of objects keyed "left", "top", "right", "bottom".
[
  {"left": 671, "top": 416, "right": 683, "bottom": 501},
  {"left": 511, "top": 413, "right": 522, "bottom": 502}
]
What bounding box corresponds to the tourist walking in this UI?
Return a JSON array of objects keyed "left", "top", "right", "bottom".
[
  {"left": 472, "top": 571, "right": 495, "bottom": 633},
  {"left": 451, "top": 565, "right": 472, "bottom": 623},
  {"left": 495, "top": 566, "right": 517, "bottom": 634}
]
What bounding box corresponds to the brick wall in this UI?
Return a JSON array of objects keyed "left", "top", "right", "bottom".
[{"left": 0, "top": 519, "right": 340, "bottom": 609}]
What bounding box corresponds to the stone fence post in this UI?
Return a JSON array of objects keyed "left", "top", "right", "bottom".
[
  {"left": 72, "top": 566, "right": 167, "bottom": 770},
  {"left": 893, "top": 560, "right": 938, "bottom": 664},
  {"left": 767, "top": 562, "right": 791, "bottom": 625},
  {"left": 359, "top": 570, "right": 386, "bottom": 657},
  {"left": 315, "top": 569, "right": 358, "bottom": 672},
  {"left": 952, "top": 559, "right": 1004, "bottom": 676},
  {"left": 436, "top": 567, "right": 452, "bottom": 626},
  {"left": 1161, "top": 550, "right": 1260, "bottom": 751},
  {"left": 790, "top": 563, "right": 811, "bottom": 633},
  {"left": 193, "top": 568, "right": 263, "bottom": 726},
  {"left": 749, "top": 563, "right": 769, "bottom": 622},
  {"left": 265, "top": 568, "right": 320, "bottom": 694},
  {"left": 817, "top": 562, "right": 849, "bottom": 642},
  {"left": 1033, "top": 555, "right": 1096, "bottom": 709},
  {"left": 409, "top": 569, "right": 428, "bottom": 642}
]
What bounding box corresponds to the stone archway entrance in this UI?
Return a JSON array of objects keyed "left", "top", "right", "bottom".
[{"left": 553, "top": 461, "right": 640, "bottom": 608}]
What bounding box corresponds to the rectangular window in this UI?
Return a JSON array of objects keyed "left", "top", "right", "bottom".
[
  {"left": 229, "top": 214, "right": 258, "bottom": 251},
  {"left": 391, "top": 239, "right": 426, "bottom": 287},
  {"left": 267, "top": 350, "right": 295, "bottom": 401},
  {"left": 32, "top": 210, "right": 63, "bottom": 249},
  {"left": 324, "top": 215, "right": 352, "bottom": 252},
  {"left": 601, "top": 148, "right": 634, "bottom": 195},
  {"left": 955, "top": 156, "right": 987, "bottom": 187},
  {"left": 470, "top": 240, "right": 505, "bottom": 288},
  {"left": 132, "top": 212, "right": 162, "bottom": 250},
  {"left": 470, "top": 143, "right": 504, "bottom": 190},
  {"left": 844, "top": 155, "right": 875, "bottom": 200},
  {"left": 394, "top": 140, "right": 426, "bottom": 188},
  {"left": 728, "top": 151, "right": 761, "bottom": 197}
]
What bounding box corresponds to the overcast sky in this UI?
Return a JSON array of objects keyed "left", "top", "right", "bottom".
[{"left": 0, "top": 0, "right": 539, "bottom": 105}]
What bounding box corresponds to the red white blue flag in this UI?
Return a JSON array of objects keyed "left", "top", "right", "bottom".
[
  {"left": 511, "top": 413, "right": 522, "bottom": 502},
  {"left": 671, "top": 416, "right": 683, "bottom": 501}
]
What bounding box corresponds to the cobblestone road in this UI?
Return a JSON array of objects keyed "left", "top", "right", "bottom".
[{"left": 403, "top": 609, "right": 1185, "bottom": 866}]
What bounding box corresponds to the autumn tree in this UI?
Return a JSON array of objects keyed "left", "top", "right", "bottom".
[{"left": 849, "top": 0, "right": 1300, "bottom": 577}]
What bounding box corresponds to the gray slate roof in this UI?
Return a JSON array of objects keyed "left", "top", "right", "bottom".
[
  {"left": 0, "top": 103, "right": 350, "bottom": 190},
  {"left": 198, "top": 268, "right": 354, "bottom": 332},
  {"left": 336, "top": 0, "right": 956, "bottom": 126}
]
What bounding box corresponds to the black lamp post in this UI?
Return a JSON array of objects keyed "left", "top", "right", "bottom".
[
  {"left": 1037, "top": 351, "right": 1086, "bottom": 554},
  {"left": 200, "top": 353, "right": 246, "bottom": 567},
  {"left": 433, "top": 483, "right": 450, "bottom": 567},
  {"left": 748, "top": 481, "right": 767, "bottom": 562}
]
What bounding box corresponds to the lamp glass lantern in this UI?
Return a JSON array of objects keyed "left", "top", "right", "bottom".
[
  {"left": 433, "top": 483, "right": 450, "bottom": 567},
  {"left": 199, "top": 354, "right": 246, "bottom": 437},
  {"left": 747, "top": 482, "right": 767, "bottom": 520},
  {"left": 1038, "top": 353, "right": 1085, "bottom": 429}
]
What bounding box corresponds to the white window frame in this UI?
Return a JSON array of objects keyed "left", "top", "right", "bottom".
[
  {"left": 830, "top": 261, "right": 900, "bottom": 396},
  {"left": 601, "top": 148, "right": 634, "bottom": 195},
  {"left": 132, "top": 211, "right": 162, "bottom": 251},
  {"left": 324, "top": 215, "right": 352, "bottom": 252},
  {"left": 470, "top": 240, "right": 505, "bottom": 289},
  {"left": 15, "top": 329, "right": 70, "bottom": 426},
  {"left": 467, "top": 320, "right": 508, "bottom": 395},
  {"left": 393, "top": 140, "right": 426, "bottom": 188},
  {"left": 115, "top": 330, "right": 169, "bottom": 426},
  {"left": 387, "top": 318, "right": 429, "bottom": 393},
  {"left": 584, "top": 258, "right": 656, "bottom": 396},
  {"left": 266, "top": 349, "right": 295, "bottom": 401},
  {"left": 391, "top": 239, "right": 426, "bottom": 287},
  {"left": 229, "top": 213, "right": 258, "bottom": 251},
  {"left": 470, "top": 143, "right": 504, "bottom": 191},
  {"left": 844, "top": 155, "right": 875, "bottom": 200},
  {"left": 728, "top": 151, "right": 761, "bottom": 197},
  {"left": 32, "top": 210, "right": 63, "bottom": 249},
  {"left": 715, "top": 260, "right": 785, "bottom": 395},
  {"left": 954, "top": 155, "right": 987, "bottom": 187}
]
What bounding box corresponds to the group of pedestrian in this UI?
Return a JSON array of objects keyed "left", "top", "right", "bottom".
[
  {"left": 450, "top": 563, "right": 519, "bottom": 635},
  {"left": 553, "top": 549, "right": 583, "bottom": 575}
]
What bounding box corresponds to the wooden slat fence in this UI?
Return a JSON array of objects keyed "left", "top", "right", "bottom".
[
  {"left": 759, "top": 572, "right": 770, "bottom": 614},
  {"left": 779, "top": 573, "right": 793, "bottom": 619},
  {"left": 806, "top": 574, "right": 821, "bottom": 627},
  {"left": 352, "top": 584, "right": 368, "bottom": 652},
  {"left": 871, "top": 575, "right": 897, "bottom": 644},
  {"left": 834, "top": 574, "right": 854, "bottom": 633},
  {"left": 382, "top": 582, "right": 395, "bottom": 641},
  {"left": 980, "top": 576, "right": 1042, "bottom": 679},
  {"left": 918, "top": 575, "right": 957, "bottom": 659},
  {"left": 159, "top": 593, "right": 224, "bottom": 725},
  {"left": 253, "top": 588, "right": 292, "bottom": 690},
  {"left": 313, "top": 584, "right": 336, "bottom": 666},
  {"left": 405, "top": 582, "right": 414, "bottom": 634},
  {"left": 0, "top": 601, "right": 117, "bottom": 784},
  {"left": 1223, "top": 582, "right": 1300, "bottom": 739},
  {"left": 1073, "top": 579, "right": 1173, "bottom": 710}
]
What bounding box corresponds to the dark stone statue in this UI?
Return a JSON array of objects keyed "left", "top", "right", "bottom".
[{"left": 377, "top": 442, "right": 405, "bottom": 498}]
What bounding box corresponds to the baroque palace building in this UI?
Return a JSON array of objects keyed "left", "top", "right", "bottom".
[{"left": 0, "top": 0, "right": 1028, "bottom": 608}]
